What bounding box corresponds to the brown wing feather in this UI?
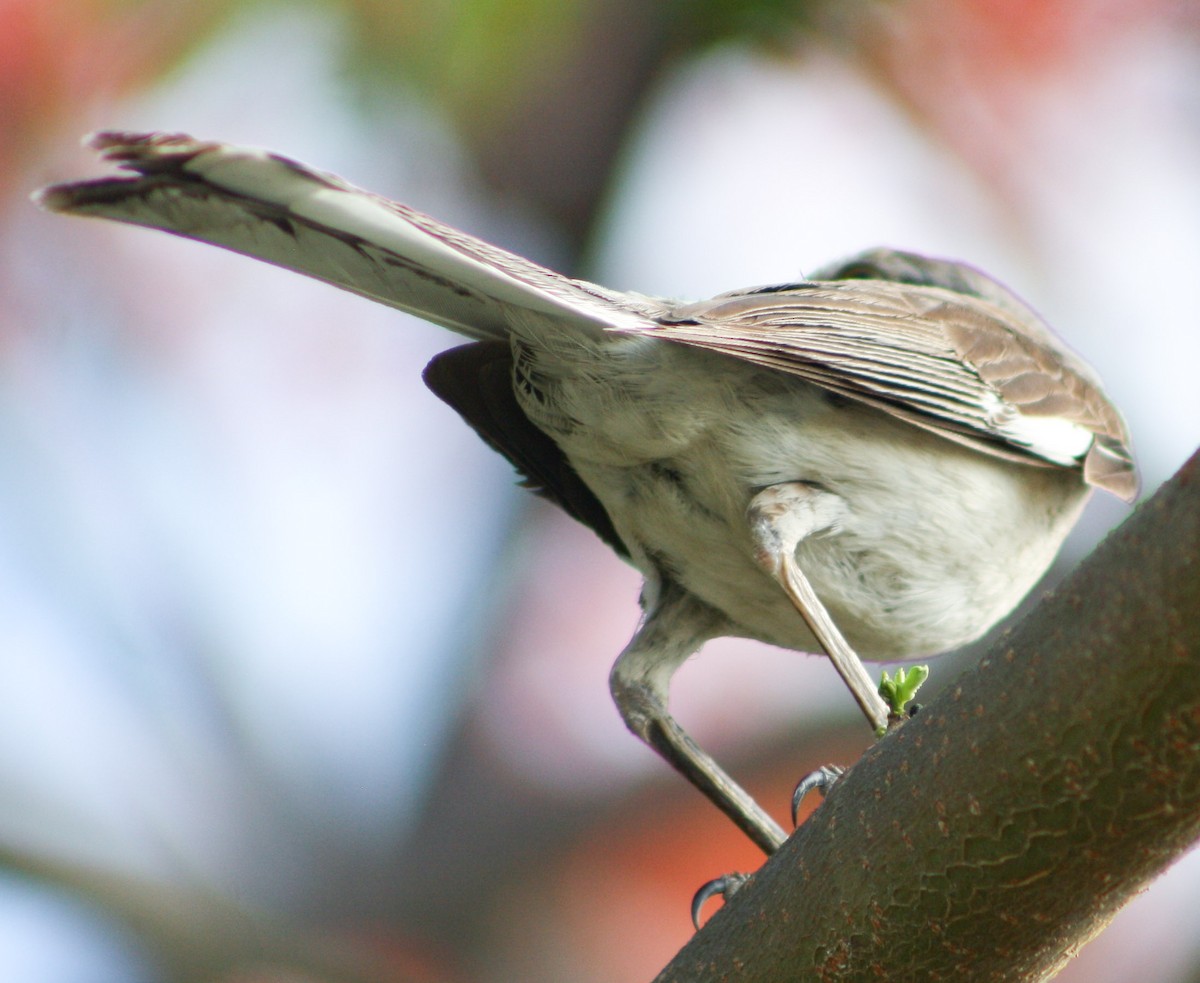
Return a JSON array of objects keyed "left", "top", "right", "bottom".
[{"left": 644, "top": 268, "right": 1136, "bottom": 501}]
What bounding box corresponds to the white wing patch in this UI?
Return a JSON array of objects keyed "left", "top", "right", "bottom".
[{"left": 984, "top": 392, "right": 1095, "bottom": 465}]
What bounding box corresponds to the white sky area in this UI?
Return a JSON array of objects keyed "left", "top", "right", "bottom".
[{"left": 2, "top": 5, "right": 1199, "bottom": 980}]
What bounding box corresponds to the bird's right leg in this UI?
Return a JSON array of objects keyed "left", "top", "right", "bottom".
[
  {"left": 747, "top": 482, "right": 892, "bottom": 733},
  {"left": 609, "top": 581, "right": 788, "bottom": 855}
]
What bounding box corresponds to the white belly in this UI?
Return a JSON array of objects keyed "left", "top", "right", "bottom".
[{"left": 523, "top": 335, "right": 1090, "bottom": 661}]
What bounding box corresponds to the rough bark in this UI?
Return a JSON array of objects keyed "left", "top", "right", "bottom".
[{"left": 657, "top": 447, "right": 1200, "bottom": 982}]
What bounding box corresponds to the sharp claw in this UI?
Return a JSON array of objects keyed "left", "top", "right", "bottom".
[
  {"left": 691, "top": 872, "right": 751, "bottom": 930},
  {"left": 791, "top": 764, "right": 845, "bottom": 826}
]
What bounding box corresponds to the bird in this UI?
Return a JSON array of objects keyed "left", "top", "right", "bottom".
[{"left": 36, "top": 131, "right": 1136, "bottom": 855}]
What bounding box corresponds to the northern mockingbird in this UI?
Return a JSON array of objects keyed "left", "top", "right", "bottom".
[{"left": 37, "top": 132, "right": 1136, "bottom": 855}]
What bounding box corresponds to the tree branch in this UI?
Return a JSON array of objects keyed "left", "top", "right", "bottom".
[{"left": 657, "top": 447, "right": 1200, "bottom": 982}]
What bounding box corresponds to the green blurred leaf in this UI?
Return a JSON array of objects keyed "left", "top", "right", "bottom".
[
  {"left": 668, "top": 0, "right": 825, "bottom": 47},
  {"left": 337, "top": 0, "right": 591, "bottom": 127}
]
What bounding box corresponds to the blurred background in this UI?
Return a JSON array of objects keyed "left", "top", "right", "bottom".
[{"left": 3, "top": 0, "right": 1200, "bottom": 980}]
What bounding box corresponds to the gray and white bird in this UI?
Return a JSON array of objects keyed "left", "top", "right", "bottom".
[{"left": 37, "top": 132, "right": 1136, "bottom": 854}]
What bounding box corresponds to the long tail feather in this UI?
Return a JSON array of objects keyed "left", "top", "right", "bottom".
[{"left": 35, "top": 131, "right": 652, "bottom": 341}]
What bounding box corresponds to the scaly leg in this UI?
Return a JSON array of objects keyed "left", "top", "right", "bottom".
[
  {"left": 610, "top": 581, "right": 787, "bottom": 855},
  {"left": 747, "top": 483, "right": 891, "bottom": 734}
]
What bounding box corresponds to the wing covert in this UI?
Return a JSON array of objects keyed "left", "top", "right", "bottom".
[{"left": 642, "top": 270, "right": 1136, "bottom": 501}]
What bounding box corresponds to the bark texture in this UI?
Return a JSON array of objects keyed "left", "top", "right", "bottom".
[{"left": 657, "top": 447, "right": 1200, "bottom": 982}]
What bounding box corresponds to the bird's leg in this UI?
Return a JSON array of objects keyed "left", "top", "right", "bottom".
[
  {"left": 747, "top": 483, "right": 892, "bottom": 734},
  {"left": 610, "top": 581, "right": 788, "bottom": 855}
]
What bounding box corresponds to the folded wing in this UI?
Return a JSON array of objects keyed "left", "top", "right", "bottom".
[{"left": 645, "top": 276, "right": 1137, "bottom": 501}]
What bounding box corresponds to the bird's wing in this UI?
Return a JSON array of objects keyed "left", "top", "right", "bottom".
[
  {"left": 35, "top": 131, "right": 654, "bottom": 342},
  {"left": 423, "top": 342, "right": 628, "bottom": 557},
  {"left": 642, "top": 278, "right": 1137, "bottom": 501}
]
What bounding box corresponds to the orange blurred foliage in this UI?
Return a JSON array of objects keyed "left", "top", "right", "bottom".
[{"left": 0, "top": 0, "right": 226, "bottom": 187}]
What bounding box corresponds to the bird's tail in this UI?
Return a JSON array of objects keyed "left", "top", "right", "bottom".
[{"left": 35, "top": 131, "right": 652, "bottom": 342}]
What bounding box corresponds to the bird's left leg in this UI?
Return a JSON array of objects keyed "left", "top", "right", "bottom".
[
  {"left": 610, "top": 581, "right": 788, "bottom": 855},
  {"left": 747, "top": 483, "right": 892, "bottom": 734}
]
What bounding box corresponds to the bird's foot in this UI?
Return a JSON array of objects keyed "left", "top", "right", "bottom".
[
  {"left": 791, "top": 764, "right": 845, "bottom": 826},
  {"left": 691, "top": 872, "right": 753, "bottom": 930}
]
